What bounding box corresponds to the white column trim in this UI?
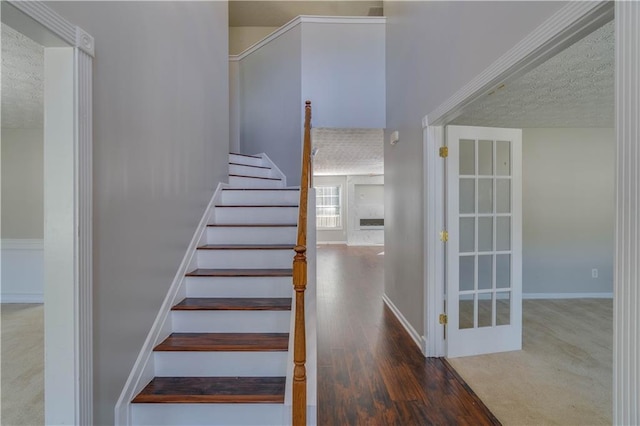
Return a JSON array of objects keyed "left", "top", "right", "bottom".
[
  {"left": 6, "top": 1, "right": 94, "bottom": 424},
  {"left": 614, "top": 3, "right": 640, "bottom": 424},
  {"left": 423, "top": 125, "right": 445, "bottom": 357},
  {"left": 423, "top": 1, "right": 612, "bottom": 126}
]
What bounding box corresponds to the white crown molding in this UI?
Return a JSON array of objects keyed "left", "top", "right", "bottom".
[
  {"left": 231, "top": 15, "right": 386, "bottom": 61},
  {"left": 423, "top": 1, "right": 613, "bottom": 127}
]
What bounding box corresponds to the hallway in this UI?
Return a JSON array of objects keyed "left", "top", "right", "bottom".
[{"left": 316, "top": 245, "right": 499, "bottom": 425}]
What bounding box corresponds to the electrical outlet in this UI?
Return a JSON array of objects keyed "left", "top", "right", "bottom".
[{"left": 592, "top": 268, "right": 599, "bottom": 279}]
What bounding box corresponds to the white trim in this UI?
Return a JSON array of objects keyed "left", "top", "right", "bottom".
[
  {"left": 114, "top": 184, "right": 224, "bottom": 426},
  {"left": 231, "top": 16, "right": 386, "bottom": 61},
  {"left": 346, "top": 242, "right": 384, "bottom": 247},
  {"left": 523, "top": 292, "right": 613, "bottom": 300},
  {"left": 315, "top": 241, "right": 347, "bottom": 245},
  {"left": 259, "top": 152, "right": 288, "bottom": 187},
  {"left": 1, "top": 293, "right": 44, "bottom": 304},
  {"left": 1, "top": 239, "right": 44, "bottom": 250},
  {"left": 4, "top": 2, "right": 94, "bottom": 423},
  {"left": 422, "top": 1, "right": 613, "bottom": 127},
  {"left": 423, "top": 126, "right": 445, "bottom": 357},
  {"left": 614, "top": 3, "right": 640, "bottom": 424},
  {"left": 382, "top": 294, "right": 425, "bottom": 355}
]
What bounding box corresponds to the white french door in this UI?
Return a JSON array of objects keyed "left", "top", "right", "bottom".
[{"left": 445, "top": 125, "right": 522, "bottom": 358}]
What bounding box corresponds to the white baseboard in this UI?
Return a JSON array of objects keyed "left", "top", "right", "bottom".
[
  {"left": 114, "top": 184, "right": 224, "bottom": 426},
  {"left": 316, "top": 241, "right": 346, "bottom": 245},
  {"left": 1, "top": 293, "right": 44, "bottom": 303},
  {"left": 524, "top": 292, "right": 613, "bottom": 299},
  {"left": 1, "top": 238, "right": 44, "bottom": 250},
  {"left": 259, "top": 152, "right": 287, "bottom": 187},
  {"left": 382, "top": 294, "right": 425, "bottom": 355}
]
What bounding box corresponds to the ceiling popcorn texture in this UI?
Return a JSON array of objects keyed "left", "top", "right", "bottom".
[
  {"left": 1, "top": 24, "right": 44, "bottom": 129},
  {"left": 453, "top": 21, "right": 614, "bottom": 128},
  {"left": 312, "top": 128, "right": 383, "bottom": 176}
]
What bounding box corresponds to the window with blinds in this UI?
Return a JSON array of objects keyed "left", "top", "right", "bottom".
[{"left": 316, "top": 186, "right": 342, "bottom": 229}]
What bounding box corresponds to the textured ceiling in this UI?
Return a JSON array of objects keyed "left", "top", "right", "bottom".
[
  {"left": 452, "top": 20, "right": 614, "bottom": 128},
  {"left": 1, "top": 23, "right": 44, "bottom": 129},
  {"left": 312, "top": 128, "right": 383, "bottom": 176},
  {"left": 230, "top": 1, "right": 383, "bottom": 27}
]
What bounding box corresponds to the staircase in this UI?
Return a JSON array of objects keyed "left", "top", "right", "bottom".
[{"left": 131, "top": 153, "right": 299, "bottom": 425}]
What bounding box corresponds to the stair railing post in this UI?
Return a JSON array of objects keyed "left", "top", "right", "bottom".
[{"left": 292, "top": 101, "right": 312, "bottom": 426}]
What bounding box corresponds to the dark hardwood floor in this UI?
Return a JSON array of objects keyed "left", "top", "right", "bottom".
[{"left": 317, "top": 245, "right": 500, "bottom": 426}]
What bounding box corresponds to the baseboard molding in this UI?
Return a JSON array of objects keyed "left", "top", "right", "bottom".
[
  {"left": 524, "top": 292, "right": 613, "bottom": 299},
  {"left": 114, "top": 183, "right": 224, "bottom": 426},
  {"left": 382, "top": 294, "right": 425, "bottom": 355},
  {"left": 316, "top": 241, "right": 346, "bottom": 245},
  {"left": 0, "top": 293, "right": 44, "bottom": 303},
  {"left": 259, "top": 153, "right": 287, "bottom": 187}
]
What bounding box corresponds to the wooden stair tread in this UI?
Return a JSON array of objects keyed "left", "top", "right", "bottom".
[
  {"left": 198, "top": 244, "right": 294, "bottom": 250},
  {"left": 229, "top": 152, "right": 262, "bottom": 159},
  {"left": 172, "top": 297, "right": 291, "bottom": 311},
  {"left": 229, "top": 174, "right": 282, "bottom": 181},
  {"left": 186, "top": 268, "right": 293, "bottom": 277},
  {"left": 222, "top": 188, "right": 299, "bottom": 191},
  {"left": 154, "top": 332, "right": 288, "bottom": 351},
  {"left": 229, "top": 162, "right": 271, "bottom": 170},
  {"left": 215, "top": 204, "right": 298, "bottom": 208},
  {"left": 207, "top": 224, "right": 297, "bottom": 228},
  {"left": 132, "top": 377, "right": 285, "bottom": 403}
]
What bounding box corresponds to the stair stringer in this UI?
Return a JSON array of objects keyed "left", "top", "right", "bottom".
[
  {"left": 114, "top": 182, "right": 227, "bottom": 426},
  {"left": 259, "top": 152, "right": 288, "bottom": 187}
]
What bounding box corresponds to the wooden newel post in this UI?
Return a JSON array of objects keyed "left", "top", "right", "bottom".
[{"left": 292, "top": 245, "right": 307, "bottom": 425}]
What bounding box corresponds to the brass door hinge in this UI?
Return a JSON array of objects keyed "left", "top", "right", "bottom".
[
  {"left": 439, "top": 146, "right": 448, "bottom": 158},
  {"left": 440, "top": 230, "right": 449, "bottom": 242},
  {"left": 439, "top": 314, "right": 448, "bottom": 325}
]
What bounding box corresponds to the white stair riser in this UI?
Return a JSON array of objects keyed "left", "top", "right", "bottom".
[
  {"left": 132, "top": 403, "right": 285, "bottom": 426},
  {"left": 212, "top": 207, "right": 298, "bottom": 225},
  {"left": 229, "top": 175, "right": 283, "bottom": 189},
  {"left": 154, "top": 351, "right": 287, "bottom": 377},
  {"left": 185, "top": 276, "right": 293, "bottom": 298},
  {"left": 206, "top": 226, "right": 297, "bottom": 245},
  {"left": 229, "top": 154, "right": 264, "bottom": 167},
  {"left": 229, "top": 164, "right": 275, "bottom": 179},
  {"left": 171, "top": 311, "right": 290, "bottom": 333},
  {"left": 196, "top": 249, "right": 293, "bottom": 269},
  {"left": 220, "top": 190, "right": 299, "bottom": 206}
]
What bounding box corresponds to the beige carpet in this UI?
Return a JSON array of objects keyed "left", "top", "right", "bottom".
[
  {"left": 448, "top": 299, "right": 612, "bottom": 426},
  {"left": 1, "top": 303, "right": 44, "bottom": 426}
]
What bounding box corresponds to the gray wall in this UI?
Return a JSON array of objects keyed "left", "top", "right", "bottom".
[
  {"left": 48, "top": 3, "right": 229, "bottom": 424},
  {"left": 240, "top": 25, "right": 302, "bottom": 185},
  {"left": 523, "top": 128, "right": 614, "bottom": 295},
  {"left": 384, "top": 1, "right": 566, "bottom": 336},
  {"left": 301, "top": 21, "right": 386, "bottom": 129},
  {"left": 1, "top": 127, "right": 44, "bottom": 239}
]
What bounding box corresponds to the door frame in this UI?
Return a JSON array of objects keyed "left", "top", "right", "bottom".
[
  {"left": 422, "top": 0, "right": 614, "bottom": 358},
  {"left": 423, "top": 1, "right": 640, "bottom": 423},
  {"left": 2, "top": 1, "right": 94, "bottom": 424}
]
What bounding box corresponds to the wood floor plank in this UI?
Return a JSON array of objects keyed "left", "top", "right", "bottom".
[
  {"left": 154, "top": 333, "right": 289, "bottom": 351},
  {"left": 132, "top": 377, "right": 285, "bottom": 404},
  {"left": 172, "top": 298, "right": 291, "bottom": 311},
  {"left": 316, "top": 245, "right": 500, "bottom": 425}
]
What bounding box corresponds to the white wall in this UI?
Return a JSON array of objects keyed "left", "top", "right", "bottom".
[
  {"left": 347, "top": 175, "right": 384, "bottom": 246},
  {"left": 229, "top": 26, "right": 278, "bottom": 55},
  {"left": 315, "top": 175, "right": 348, "bottom": 243},
  {"left": 1, "top": 127, "right": 44, "bottom": 239},
  {"left": 384, "top": 1, "right": 567, "bottom": 335},
  {"left": 47, "top": 3, "right": 229, "bottom": 425},
  {"left": 240, "top": 25, "right": 303, "bottom": 185},
  {"left": 301, "top": 21, "right": 385, "bottom": 129},
  {"left": 315, "top": 175, "right": 384, "bottom": 245},
  {"left": 522, "top": 128, "right": 614, "bottom": 296}
]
